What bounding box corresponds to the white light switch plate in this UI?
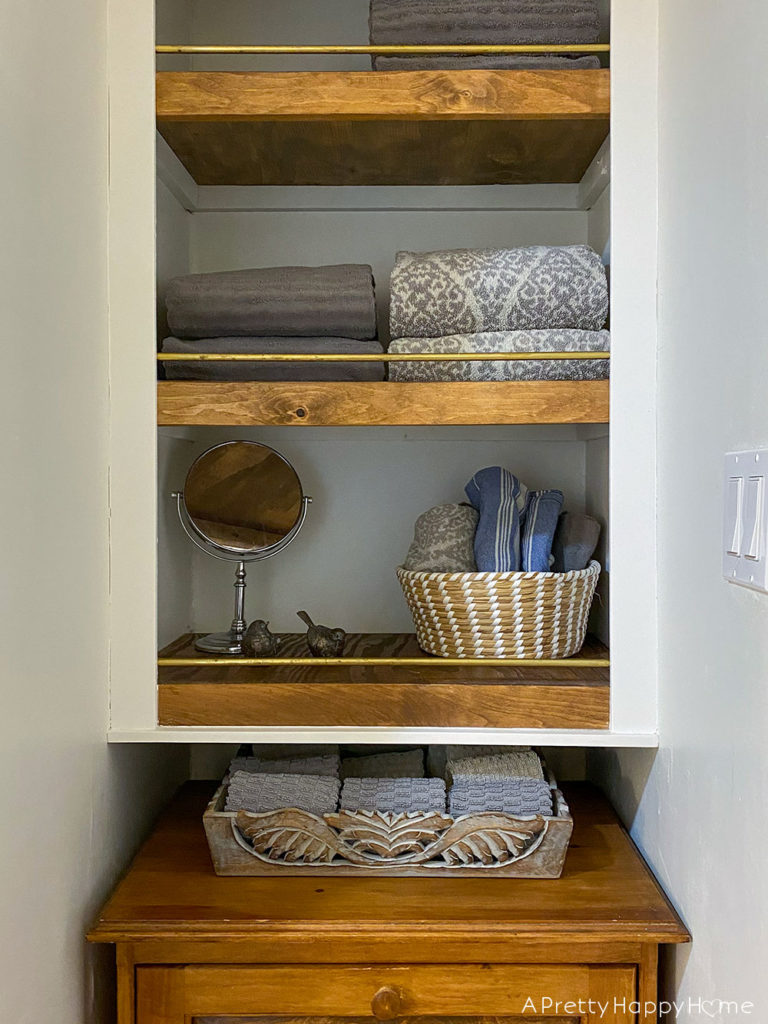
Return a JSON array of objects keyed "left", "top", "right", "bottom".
[{"left": 723, "top": 449, "right": 768, "bottom": 591}]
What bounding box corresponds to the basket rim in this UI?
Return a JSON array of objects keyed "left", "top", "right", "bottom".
[{"left": 396, "top": 559, "right": 601, "bottom": 583}]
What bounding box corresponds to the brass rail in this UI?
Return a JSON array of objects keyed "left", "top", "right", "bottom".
[
  {"left": 157, "top": 352, "right": 610, "bottom": 362},
  {"left": 157, "top": 44, "right": 610, "bottom": 56},
  {"left": 158, "top": 655, "right": 610, "bottom": 667}
]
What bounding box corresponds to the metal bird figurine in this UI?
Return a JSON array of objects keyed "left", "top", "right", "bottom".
[
  {"left": 243, "top": 619, "right": 281, "bottom": 657},
  {"left": 297, "top": 610, "right": 346, "bottom": 658}
]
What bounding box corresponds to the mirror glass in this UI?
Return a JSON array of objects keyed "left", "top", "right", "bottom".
[{"left": 184, "top": 441, "right": 304, "bottom": 554}]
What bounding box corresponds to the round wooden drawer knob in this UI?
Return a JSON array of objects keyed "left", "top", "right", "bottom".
[{"left": 371, "top": 986, "right": 402, "bottom": 1020}]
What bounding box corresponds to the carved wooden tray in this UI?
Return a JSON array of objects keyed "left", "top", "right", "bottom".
[{"left": 203, "top": 781, "right": 573, "bottom": 878}]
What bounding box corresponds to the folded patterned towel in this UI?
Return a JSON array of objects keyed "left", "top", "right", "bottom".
[
  {"left": 225, "top": 772, "right": 340, "bottom": 815},
  {"left": 373, "top": 55, "right": 601, "bottom": 71},
  {"left": 161, "top": 337, "right": 385, "bottom": 381},
  {"left": 387, "top": 330, "right": 610, "bottom": 382},
  {"left": 369, "top": 0, "right": 601, "bottom": 46},
  {"left": 521, "top": 490, "right": 564, "bottom": 572},
  {"left": 465, "top": 467, "right": 528, "bottom": 572},
  {"left": 427, "top": 744, "right": 533, "bottom": 777},
  {"left": 449, "top": 776, "right": 553, "bottom": 817},
  {"left": 403, "top": 503, "right": 479, "bottom": 573},
  {"left": 447, "top": 749, "right": 544, "bottom": 783},
  {"left": 340, "top": 777, "right": 447, "bottom": 813},
  {"left": 552, "top": 512, "right": 602, "bottom": 572},
  {"left": 228, "top": 754, "right": 341, "bottom": 778},
  {"left": 389, "top": 247, "right": 608, "bottom": 338},
  {"left": 341, "top": 749, "right": 425, "bottom": 780},
  {"left": 165, "top": 265, "right": 377, "bottom": 340}
]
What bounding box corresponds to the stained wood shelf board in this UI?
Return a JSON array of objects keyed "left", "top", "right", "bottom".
[
  {"left": 157, "top": 379, "right": 609, "bottom": 426},
  {"left": 158, "top": 632, "right": 610, "bottom": 729},
  {"left": 156, "top": 69, "right": 610, "bottom": 186}
]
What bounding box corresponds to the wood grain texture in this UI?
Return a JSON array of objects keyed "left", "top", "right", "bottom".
[
  {"left": 157, "top": 633, "right": 609, "bottom": 728},
  {"left": 88, "top": 783, "right": 690, "bottom": 947},
  {"left": 156, "top": 70, "right": 609, "bottom": 185},
  {"left": 157, "top": 380, "right": 609, "bottom": 427}
]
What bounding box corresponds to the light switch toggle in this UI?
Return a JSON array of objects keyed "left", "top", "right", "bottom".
[
  {"left": 744, "top": 475, "right": 764, "bottom": 560},
  {"left": 726, "top": 476, "right": 743, "bottom": 555},
  {"left": 723, "top": 450, "right": 768, "bottom": 591}
]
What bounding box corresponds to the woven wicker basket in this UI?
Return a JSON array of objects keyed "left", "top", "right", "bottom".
[{"left": 396, "top": 560, "right": 600, "bottom": 659}]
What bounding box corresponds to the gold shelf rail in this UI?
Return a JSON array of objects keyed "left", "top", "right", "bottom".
[
  {"left": 158, "top": 655, "right": 609, "bottom": 667},
  {"left": 157, "top": 352, "right": 610, "bottom": 363},
  {"left": 157, "top": 44, "right": 610, "bottom": 56}
]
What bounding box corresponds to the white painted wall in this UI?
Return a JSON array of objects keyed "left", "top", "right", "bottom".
[
  {"left": 0, "top": 2, "right": 188, "bottom": 1020},
  {"left": 592, "top": 0, "right": 768, "bottom": 1012}
]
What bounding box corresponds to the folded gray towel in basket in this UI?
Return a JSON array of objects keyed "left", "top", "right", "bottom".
[
  {"left": 449, "top": 777, "right": 553, "bottom": 817},
  {"left": 373, "top": 55, "right": 601, "bottom": 71},
  {"left": 340, "top": 749, "right": 425, "bottom": 779},
  {"left": 427, "top": 744, "right": 533, "bottom": 778},
  {"left": 228, "top": 754, "right": 340, "bottom": 778},
  {"left": 165, "top": 264, "right": 377, "bottom": 340},
  {"left": 225, "top": 772, "right": 340, "bottom": 815},
  {"left": 389, "top": 247, "right": 609, "bottom": 338},
  {"left": 447, "top": 750, "right": 544, "bottom": 783},
  {"left": 340, "top": 777, "right": 446, "bottom": 813},
  {"left": 551, "top": 511, "right": 602, "bottom": 572}
]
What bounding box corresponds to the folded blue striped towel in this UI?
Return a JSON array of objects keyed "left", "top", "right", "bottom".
[
  {"left": 465, "top": 467, "right": 529, "bottom": 572},
  {"left": 521, "top": 490, "right": 564, "bottom": 571}
]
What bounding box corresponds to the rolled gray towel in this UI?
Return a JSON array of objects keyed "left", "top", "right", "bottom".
[
  {"left": 427, "top": 744, "right": 533, "bottom": 778},
  {"left": 552, "top": 511, "right": 602, "bottom": 572},
  {"left": 447, "top": 750, "right": 544, "bottom": 783},
  {"left": 373, "top": 55, "right": 601, "bottom": 70},
  {"left": 228, "top": 754, "right": 340, "bottom": 777},
  {"left": 369, "top": 0, "right": 601, "bottom": 46},
  {"left": 403, "top": 503, "right": 479, "bottom": 572},
  {"left": 161, "top": 337, "right": 385, "bottom": 381},
  {"left": 388, "top": 330, "right": 609, "bottom": 382},
  {"left": 225, "top": 771, "right": 340, "bottom": 815},
  {"left": 340, "top": 749, "right": 425, "bottom": 780},
  {"left": 165, "top": 265, "right": 377, "bottom": 340},
  {"left": 449, "top": 777, "right": 553, "bottom": 817},
  {"left": 340, "top": 777, "right": 447, "bottom": 813},
  {"left": 390, "top": 247, "right": 609, "bottom": 339}
]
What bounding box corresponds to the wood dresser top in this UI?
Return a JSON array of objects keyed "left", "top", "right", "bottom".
[{"left": 88, "top": 783, "right": 688, "bottom": 947}]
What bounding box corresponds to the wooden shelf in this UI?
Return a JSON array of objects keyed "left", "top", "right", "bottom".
[
  {"left": 158, "top": 632, "right": 610, "bottom": 729},
  {"left": 157, "top": 379, "right": 609, "bottom": 426},
  {"left": 156, "top": 69, "right": 610, "bottom": 186}
]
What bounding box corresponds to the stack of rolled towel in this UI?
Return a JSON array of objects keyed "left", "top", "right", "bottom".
[
  {"left": 387, "top": 245, "right": 609, "bottom": 383},
  {"left": 369, "top": 0, "right": 603, "bottom": 71},
  {"left": 403, "top": 466, "right": 601, "bottom": 575},
  {"left": 223, "top": 744, "right": 557, "bottom": 820},
  {"left": 161, "top": 264, "right": 385, "bottom": 382}
]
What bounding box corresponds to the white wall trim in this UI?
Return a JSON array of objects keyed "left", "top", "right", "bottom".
[
  {"left": 578, "top": 136, "right": 611, "bottom": 211},
  {"left": 156, "top": 133, "right": 199, "bottom": 211}
]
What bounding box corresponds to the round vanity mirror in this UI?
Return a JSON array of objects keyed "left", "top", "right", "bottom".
[{"left": 173, "top": 441, "right": 311, "bottom": 655}]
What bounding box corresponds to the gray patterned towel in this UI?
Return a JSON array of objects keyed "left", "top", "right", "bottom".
[
  {"left": 373, "top": 55, "right": 601, "bottom": 70},
  {"left": 228, "top": 754, "right": 340, "bottom": 778},
  {"left": 369, "top": 0, "right": 601, "bottom": 46},
  {"left": 389, "top": 247, "right": 608, "bottom": 338},
  {"left": 447, "top": 750, "right": 544, "bottom": 783},
  {"left": 340, "top": 777, "right": 447, "bottom": 813},
  {"left": 449, "top": 777, "right": 553, "bottom": 817},
  {"left": 388, "top": 330, "right": 609, "bottom": 382},
  {"left": 161, "top": 337, "right": 385, "bottom": 382},
  {"left": 403, "top": 503, "right": 478, "bottom": 572},
  {"left": 225, "top": 772, "right": 340, "bottom": 815},
  {"left": 340, "top": 749, "right": 425, "bottom": 780},
  {"left": 165, "top": 265, "right": 377, "bottom": 340},
  {"left": 427, "top": 744, "right": 533, "bottom": 777}
]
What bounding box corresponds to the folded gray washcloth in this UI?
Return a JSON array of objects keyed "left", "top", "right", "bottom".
[
  {"left": 228, "top": 754, "right": 340, "bottom": 777},
  {"left": 403, "top": 503, "right": 479, "bottom": 573},
  {"left": 161, "top": 337, "right": 385, "bottom": 382},
  {"left": 340, "top": 777, "right": 446, "bottom": 813},
  {"left": 447, "top": 750, "right": 544, "bottom": 783},
  {"left": 552, "top": 511, "right": 602, "bottom": 572},
  {"left": 428, "top": 744, "right": 531, "bottom": 777},
  {"left": 340, "top": 749, "right": 425, "bottom": 780},
  {"left": 165, "top": 264, "right": 377, "bottom": 340},
  {"left": 449, "top": 777, "right": 553, "bottom": 817},
  {"left": 250, "top": 743, "right": 339, "bottom": 759},
  {"left": 388, "top": 331, "right": 609, "bottom": 383},
  {"left": 225, "top": 771, "right": 340, "bottom": 815},
  {"left": 369, "top": 0, "right": 601, "bottom": 46},
  {"left": 373, "top": 55, "right": 601, "bottom": 70}
]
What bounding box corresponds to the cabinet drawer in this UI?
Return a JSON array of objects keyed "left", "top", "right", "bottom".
[{"left": 137, "top": 964, "right": 636, "bottom": 1023}]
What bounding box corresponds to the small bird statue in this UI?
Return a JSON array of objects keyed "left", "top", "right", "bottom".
[
  {"left": 243, "top": 620, "right": 281, "bottom": 657},
  {"left": 297, "top": 610, "right": 346, "bottom": 658}
]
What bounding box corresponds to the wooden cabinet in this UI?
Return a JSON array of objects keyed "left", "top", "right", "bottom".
[{"left": 89, "top": 784, "right": 688, "bottom": 1024}]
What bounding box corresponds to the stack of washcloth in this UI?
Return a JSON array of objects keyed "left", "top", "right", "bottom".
[
  {"left": 161, "top": 264, "right": 385, "bottom": 381},
  {"left": 402, "top": 467, "right": 601, "bottom": 574},
  {"left": 387, "top": 246, "right": 609, "bottom": 382},
  {"left": 369, "top": 0, "right": 602, "bottom": 71},
  {"left": 340, "top": 749, "right": 425, "bottom": 779},
  {"left": 225, "top": 749, "right": 341, "bottom": 815},
  {"left": 340, "top": 777, "right": 446, "bottom": 813},
  {"left": 445, "top": 747, "right": 554, "bottom": 817}
]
